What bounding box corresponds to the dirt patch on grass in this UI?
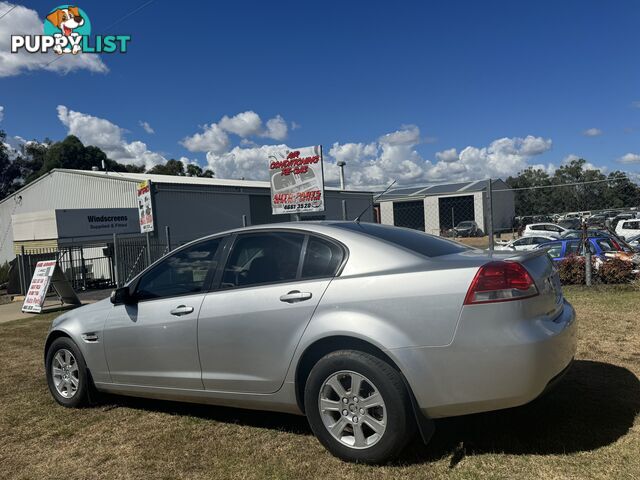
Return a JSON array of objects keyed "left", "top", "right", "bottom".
[{"left": 0, "top": 287, "right": 638, "bottom": 479}]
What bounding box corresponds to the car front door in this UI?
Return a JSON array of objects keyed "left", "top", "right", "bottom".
[
  {"left": 103, "top": 237, "right": 223, "bottom": 389},
  {"left": 197, "top": 231, "right": 344, "bottom": 394}
]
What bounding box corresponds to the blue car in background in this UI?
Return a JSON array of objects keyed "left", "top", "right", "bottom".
[{"left": 535, "top": 237, "right": 621, "bottom": 262}]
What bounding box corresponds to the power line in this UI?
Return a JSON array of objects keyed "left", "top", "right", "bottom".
[{"left": 492, "top": 175, "right": 632, "bottom": 193}]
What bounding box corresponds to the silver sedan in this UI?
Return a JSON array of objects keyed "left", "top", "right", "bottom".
[{"left": 45, "top": 222, "right": 576, "bottom": 464}]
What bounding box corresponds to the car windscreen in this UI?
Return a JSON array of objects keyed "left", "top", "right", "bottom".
[{"left": 334, "top": 222, "right": 470, "bottom": 257}]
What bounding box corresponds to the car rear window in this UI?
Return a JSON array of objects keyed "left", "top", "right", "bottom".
[{"left": 334, "top": 222, "right": 470, "bottom": 257}]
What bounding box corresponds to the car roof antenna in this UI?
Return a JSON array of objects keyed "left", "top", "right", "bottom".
[{"left": 353, "top": 179, "right": 396, "bottom": 223}]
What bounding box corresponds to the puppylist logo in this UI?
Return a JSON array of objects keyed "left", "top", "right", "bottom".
[{"left": 11, "top": 5, "right": 131, "bottom": 55}]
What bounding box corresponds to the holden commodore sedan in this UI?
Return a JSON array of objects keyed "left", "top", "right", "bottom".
[{"left": 45, "top": 222, "right": 576, "bottom": 464}]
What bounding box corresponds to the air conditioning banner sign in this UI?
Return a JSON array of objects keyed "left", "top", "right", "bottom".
[{"left": 269, "top": 145, "right": 325, "bottom": 215}]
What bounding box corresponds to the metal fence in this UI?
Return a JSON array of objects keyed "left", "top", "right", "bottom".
[{"left": 12, "top": 227, "right": 177, "bottom": 295}]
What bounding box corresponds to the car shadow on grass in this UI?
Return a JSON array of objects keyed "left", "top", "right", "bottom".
[
  {"left": 101, "top": 359, "right": 639, "bottom": 464},
  {"left": 399, "top": 359, "right": 640, "bottom": 466}
]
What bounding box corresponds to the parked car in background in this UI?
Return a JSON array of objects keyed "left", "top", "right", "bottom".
[
  {"left": 586, "top": 215, "right": 607, "bottom": 229},
  {"left": 558, "top": 218, "right": 582, "bottom": 230},
  {"left": 536, "top": 237, "right": 634, "bottom": 264},
  {"left": 494, "top": 235, "right": 557, "bottom": 251},
  {"left": 448, "top": 220, "right": 483, "bottom": 237},
  {"left": 560, "top": 229, "right": 614, "bottom": 240},
  {"left": 44, "top": 222, "right": 576, "bottom": 464},
  {"left": 626, "top": 234, "right": 640, "bottom": 251},
  {"left": 615, "top": 219, "right": 640, "bottom": 240},
  {"left": 523, "top": 223, "right": 569, "bottom": 239},
  {"left": 611, "top": 213, "right": 637, "bottom": 231}
]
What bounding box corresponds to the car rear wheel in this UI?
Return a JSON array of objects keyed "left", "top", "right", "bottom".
[
  {"left": 304, "top": 350, "right": 415, "bottom": 464},
  {"left": 45, "top": 337, "right": 90, "bottom": 408}
]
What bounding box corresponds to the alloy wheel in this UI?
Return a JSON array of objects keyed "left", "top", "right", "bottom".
[
  {"left": 51, "top": 349, "right": 80, "bottom": 399},
  {"left": 318, "top": 370, "right": 387, "bottom": 449}
]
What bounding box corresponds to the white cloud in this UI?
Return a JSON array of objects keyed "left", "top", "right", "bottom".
[
  {"left": 0, "top": 105, "right": 4, "bottom": 122},
  {"left": 435, "top": 148, "right": 458, "bottom": 163},
  {"left": 378, "top": 124, "right": 420, "bottom": 145},
  {"left": 183, "top": 111, "right": 290, "bottom": 151},
  {"left": 618, "top": 153, "right": 640, "bottom": 164},
  {"left": 219, "top": 111, "right": 263, "bottom": 137},
  {"left": 139, "top": 121, "right": 154, "bottom": 134},
  {"left": 582, "top": 128, "right": 603, "bottom": 137},
  {"left": 0, "top": 2, "right": 108, "bottom": 77},
  {"left": 181, "top": 123, "right": 229, "bottom": 154},
  {"left": 57, "top": 105, "right": 167, "bottom": 169},
  {"left": 206, "top": 144, "right": 291, "bottom": 180},
  {"left": 262, "top": 115, "right": 288, "bottom": 140},
  {"left": 200, "top": 124, "right": 555, "bottom": 189}
]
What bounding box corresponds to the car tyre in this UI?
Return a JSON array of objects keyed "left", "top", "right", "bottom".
[
  {"left": 304, "top": 350, "right": 416, "bottom": 464},
  {"left": 45, "top": 337, "right": 91, "bottom": 408}
]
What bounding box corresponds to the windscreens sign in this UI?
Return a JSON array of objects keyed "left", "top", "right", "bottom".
[
  {"left": 137, "top": 180, "right": 154, "bottom": 233},
  {"left": 269, "top": 145, "right": 325, "bottom": 215}
]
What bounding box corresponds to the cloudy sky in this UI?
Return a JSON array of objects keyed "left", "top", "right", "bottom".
[{"left": 1, "top": 0, "right": 640, "bottom": 188}]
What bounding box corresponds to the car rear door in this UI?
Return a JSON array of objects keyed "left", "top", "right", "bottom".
[
  {"left": 103, "top": 237, "right": 223, "bottom": 389},
  {"left": 197, "top": 231, "right": 344, "bottom": 394}
]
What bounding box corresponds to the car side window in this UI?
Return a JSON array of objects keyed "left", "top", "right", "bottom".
[
  {"left": 565, "top": 241, "right": 580, "bottom": 255},
  {"left": 513, "top": 238, "right": 531, "bottom": 246},
  {"left": 222, "top": 232, "right": 304, "bottom": 288},
  {"left": 135, "top": 238, "right": 222, "bottom": 300},
  {"left": 545, "top": 244, "right": 563, "bottom": 259},
  {"left": 301, "top": 236, "right": 344, "bottom": 278}
]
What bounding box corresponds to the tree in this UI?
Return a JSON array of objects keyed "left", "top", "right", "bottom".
[
  {"left": 0, "top": 130, "right": 23, "bottom": 199},
  {"left": 146, "top": 159, "right": 214, "bottom": 178},
  {"left": 507, "top": 158, "right": 640, "bottom": 216}
]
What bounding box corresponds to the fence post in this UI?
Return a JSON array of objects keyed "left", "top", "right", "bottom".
[
  {"left": 451, "top": 207, "right": 456, "bottom": 239},
  {"left": 487, "top": 178, "right": 494, "bottom": 252},
  {"left": 165, "top": 225, "right": 172, "bottom": 252},
  {"left": 145, "top": 232, "right": 152, "bottom": 266},
  {"left": 242, "top": 214, "right": 247, "bottom": 227},
  {"left": 113, "top": 233, "right": 120, "bottom": 288},
  {"left": 17, "top": 246, "right": 25, "bottom": 295},
  {"left": 583, "top": 223, "right": 592, "bottom": 286}
]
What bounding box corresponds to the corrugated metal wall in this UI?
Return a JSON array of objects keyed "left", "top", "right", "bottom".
[{"left": 0, "top": 171, "right": 138, "bottom": 262}]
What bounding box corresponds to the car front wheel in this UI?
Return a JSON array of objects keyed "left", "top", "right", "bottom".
[
  {"left": 304, "top": 350, "right": 415, "bottom": 464},
  {"left": 45, "top": 337, "right": 90, "bottom": 408}
]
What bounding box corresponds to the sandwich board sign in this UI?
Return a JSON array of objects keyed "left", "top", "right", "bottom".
[
  {"left": 137, "top": 180, "right": 154, "bottom": 233},
  {"left": 21, "top": 260, "right": 81, "bottom": 313},
  {"left": 269, "top": 145, "right": 325, "bottom": 215}
]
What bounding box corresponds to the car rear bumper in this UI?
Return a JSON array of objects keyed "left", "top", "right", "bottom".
[{"left": 389, "top": 299, "right": 577, "bottom": 418}]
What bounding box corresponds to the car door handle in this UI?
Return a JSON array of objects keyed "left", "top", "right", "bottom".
[
  {"left": 279, "top": 290, "right": 312, "bottom": 303},
  {"left": 170, "top": 305, "right": 194, "bottom": 316}
]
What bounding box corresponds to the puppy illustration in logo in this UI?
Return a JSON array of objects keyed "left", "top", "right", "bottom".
[{"left": 46, "top": 6, "right": 84, "bottom": 54}]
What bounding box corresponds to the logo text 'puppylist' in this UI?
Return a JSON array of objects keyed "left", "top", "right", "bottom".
[{"left": 11, "top": 5, "right": 130, "bottom": 55}]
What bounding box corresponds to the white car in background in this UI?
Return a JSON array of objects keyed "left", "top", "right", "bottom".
[
  {"left": 495, "top": 235, "right": 558, "bottom": 251},
  {"left": 523, "top": 223, "right": 569, "bottom": 239},
  {"left": 615, "top": 219, "right": 640, "bottom": 240}
]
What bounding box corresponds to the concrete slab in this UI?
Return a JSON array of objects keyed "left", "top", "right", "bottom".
[{"left": 0, "top": 289, "right": 112, "bottom": 324}]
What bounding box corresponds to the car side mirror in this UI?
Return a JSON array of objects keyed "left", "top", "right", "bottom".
[{"left": 110, "top": 286, "right": 136, "bottom": 305}]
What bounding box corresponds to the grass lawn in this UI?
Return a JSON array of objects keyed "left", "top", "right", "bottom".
[{"left": 0, "top": 286, "right": 638, "bottom": 479}]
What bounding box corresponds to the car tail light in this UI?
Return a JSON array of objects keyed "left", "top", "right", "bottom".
[{"left": 464, "top": 261, "right": 538, "bottom": 305}]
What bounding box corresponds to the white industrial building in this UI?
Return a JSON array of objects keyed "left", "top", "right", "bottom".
[
  {"left": 0, "top": 169, "right": 374, "bottom": 264},
  {"left": 376, "top": 179, "right": 515, "bottom": 235}
]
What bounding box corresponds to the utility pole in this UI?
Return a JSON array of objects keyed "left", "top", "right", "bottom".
[{"left": 337, "top": 161, "right": 346, "bottom": 190}]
